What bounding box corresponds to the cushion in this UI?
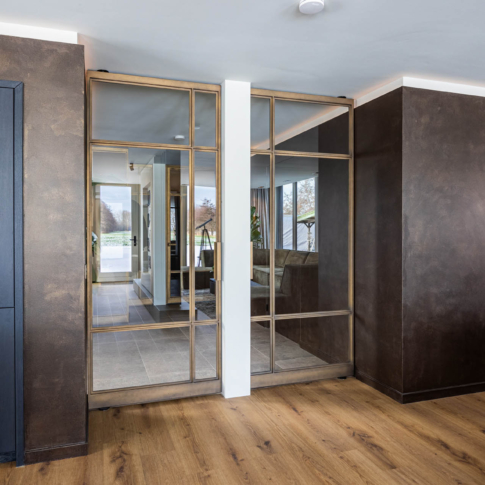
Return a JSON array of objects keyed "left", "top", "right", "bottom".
[
  {"left": 305, "top": 252, "right": 319, "bottom": 264},
  {"left": 253, "top": 248, "right": 269, "bottom": 265},
  {"left": 275, "top": 249, "right": 290, "bottom": 267},
  {"left": 285, "top": 251, "right": 308, "bottom": 265}
]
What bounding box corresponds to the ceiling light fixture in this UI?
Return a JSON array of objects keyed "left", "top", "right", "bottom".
[
  {"left": 299, "top": 0, "right": 324, "bottom": 15},
  {"left": 174, "top": 135, "right": 185, "bottom": 141}
]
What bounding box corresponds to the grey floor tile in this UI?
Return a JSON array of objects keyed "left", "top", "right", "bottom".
[{"left": 149, "top": 371, "right": 190, "bottom": 385}]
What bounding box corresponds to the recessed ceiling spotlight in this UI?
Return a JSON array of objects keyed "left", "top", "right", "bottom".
[
  {"left": 174, "top": 135, "right": 185, "bottom": 141},
  {"left": 194, "top": 125, "right": 201, "bottom": 130},
  {"left": 299, "top": 0, "right": 324, "bottom": 15}
]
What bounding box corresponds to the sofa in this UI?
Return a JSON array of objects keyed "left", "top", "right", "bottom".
[{"left": 251, "top": 248, "right": 319, "bottom": 316}]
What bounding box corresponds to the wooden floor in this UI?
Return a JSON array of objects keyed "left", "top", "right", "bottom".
[{"left": 2, "top": 377, "right": 485, "bottom": 484}]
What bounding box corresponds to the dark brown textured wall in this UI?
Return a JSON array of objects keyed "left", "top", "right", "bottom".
[
  {"left": 402, "top": 87, "right": 485, "bottom": 394},
  {"left": 354, "top": 89, "right": 404, "bottom": 396},
  {"left": 0, "top": 35, "right": 86, "bottom": 462}
]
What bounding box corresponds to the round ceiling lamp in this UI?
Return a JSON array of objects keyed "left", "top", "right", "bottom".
[{"left": 299, "top": 0, "right": 324, "bottom": 15}]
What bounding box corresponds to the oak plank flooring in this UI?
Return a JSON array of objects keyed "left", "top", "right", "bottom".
[{"left": 1, "top": 378, "right": 485, "bottom": 484}]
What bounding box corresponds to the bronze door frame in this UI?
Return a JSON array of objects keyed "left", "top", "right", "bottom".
[
  {"left": 86, "top": 71, "right": 221, "bottom": 409},
  {"left": 250, "top": 88, "right": 354, "bottom": 388}
]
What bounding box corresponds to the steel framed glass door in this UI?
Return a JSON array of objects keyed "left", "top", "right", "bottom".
[
  {"left": 86, "top": 71, "right": 221, "bottom": 408},
  {"left": 250, "top": 89, "right": 354, "bottom": 388}
]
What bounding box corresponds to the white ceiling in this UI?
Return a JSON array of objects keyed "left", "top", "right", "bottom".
[{"left": 2, "top": 0, "right": 484, "bottom": 98}]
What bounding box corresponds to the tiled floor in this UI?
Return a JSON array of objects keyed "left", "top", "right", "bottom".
[
  {"left": 250, "top": 321, "right": 327, "bottom": 373},
  {"left": 93, "top": 325, "right": 217, "bottom": 391},
  {"left": 92, "top": 322, "right": 326, "bottom": 391},
  {"left": 92, "top": 283, "right": 213, "bottom": 327}
]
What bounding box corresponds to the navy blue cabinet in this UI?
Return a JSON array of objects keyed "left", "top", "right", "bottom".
[{"left": 0, "top": 81, "right": 23, "bottom": 466}]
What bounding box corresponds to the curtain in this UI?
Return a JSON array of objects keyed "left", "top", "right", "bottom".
[{"left": 251, "top": 188, "right": 270, "bottom": 249}]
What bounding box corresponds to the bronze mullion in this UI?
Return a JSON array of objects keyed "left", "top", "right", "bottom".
[
  {"left": 269, "top": 95, "right": 276, "bottom": 374},
  {"left": 348, "top": 104, "right": 355, "bottom": 366}
]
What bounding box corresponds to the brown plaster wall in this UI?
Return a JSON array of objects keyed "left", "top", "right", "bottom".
[
  {"left": 0, "top": 35, "right": 86, "bottom": 461},
  {"left": 402, "top": 87, "right": 485, "bottom": 394}
]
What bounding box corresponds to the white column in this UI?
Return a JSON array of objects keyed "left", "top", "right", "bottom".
[{"left": 221, "top": 80, "right": 251, "bottom": 398}]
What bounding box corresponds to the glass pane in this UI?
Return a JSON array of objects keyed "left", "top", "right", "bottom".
[
  {"left": 195, "top": 92, "right": 216, "bottom": 147},
  {"left": 251, "top": 155, "right": 271, "bottom": 317},
  {"left": 194, "top": 152, "right": 217, "bottom": 321},
  {"left": 275, "top": 315, "right": 349, "bottom": 371},
  {"left": 274, "top": 156, "right": 349, "bottom": 314},
  {"left": 279, "top": 183, "right": 294, "bottom": 250},
  {"left": 99, "top": 185, "right": 133, "bottom": 273},
  {"left": 251, "top": 321, "right": 271, "bottom": 374},
  {"left": 195, "top": 324, "right": 217, "bottom": 379},
  {"left": 91, "top": 147, "right": 191, "bottom": 327},
  {"left": 275, "top": 100, "right": 349, "bottom": 154},
  {"left": 251, "top": 97, "right": 270, "bottom": 150},
  {"left": 92, "top": 327, "right": 190, "bottom": 390},
  {"left": 167, "top": 154, "right": 191, "bottom": 321},
  {"left": 92, "top": 81, "right": 190, "bottom": 145}
]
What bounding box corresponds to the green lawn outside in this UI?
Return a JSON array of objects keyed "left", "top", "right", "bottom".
[
  {"left": 101, "top": 231, "right": 131, "bottom": 247},
  {"left": 101, "top": 232, "right": 215, "bottom": 247}
]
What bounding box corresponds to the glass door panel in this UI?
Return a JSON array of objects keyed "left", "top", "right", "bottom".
[
  {"left": 274, "top": 99, "right": 350, "bottom": 154},
  {"left": 88, "top": 73, "right": 221, "bottom": 405},
  {"left": 194, "top": 151, "right": 218, "bottom": 321},
  {"left": 274, "top": 155, "right": 349, "bottom": 315},
  {"left": 250, "top": 154, "right": 271, "bottom": 317},
  {"left": 92, "top": 326, "right": 190, "bottom": 391},
  {"left": 250, "top": 89, "right": 353, "bottom": 383},
  {"left": 91, "top": 81, "right": 190, "bottom": 145},
  {"left": 274, "top": 315, "right": 350, "bottom": 372},
  {"left": 194, "top": 92, "right": 217, "bottom": 148}
]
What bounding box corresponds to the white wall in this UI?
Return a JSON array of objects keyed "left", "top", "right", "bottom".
[
  {"left": 0, "top": 21, "right": 78, "bottom": 44},
  {"left": 221, "top": 80, "right": 251, "bottom": 398},
  {"left": 152, "top": 155, "right": 167, "bottom": 306}
]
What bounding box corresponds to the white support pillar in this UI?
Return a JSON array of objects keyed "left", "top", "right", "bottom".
[{"left": 221, "top": 80, "right": 251, "bottom": 398}]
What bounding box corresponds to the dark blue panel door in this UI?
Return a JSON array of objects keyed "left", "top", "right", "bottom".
[
  {"left": 0, "top": 309, "right": 15, "bottom": 461},
  {"left": 0, "top": 87, "right": 14, "bottom": 309},
  {"left": 0, "top": 82, "right": 23, "bottom": 466}
]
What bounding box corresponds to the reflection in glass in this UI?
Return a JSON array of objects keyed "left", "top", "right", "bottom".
[
  {"left": 195, "top": 324, "right": 217, "bottom": 379},
  {"left": 92, "top": 327, "right": 190, "bottom": 391},
  {"left": 194, "top": 152, "right": 217, "bottom": 321},
  {"left": 274, "top": 316, "right": 349, "bottom": 371},
  {"left": 92, "top": 147, "right": 191, "bottom": 327},
  {"left": 274, "top": 99, "right": 349, "bottom": 154},
  {"left": 92, "top": 81, "right": 190, "bottom": 145},
  {"left": 250, "top": 155, "right": 271, "bottom": 317},
  {"left": 251, "top": 97, "right": 271, "bottom": 150},
  {"left": 274, "top": 156, "right": 349, "bottom": 314},
  {"left": 251, "top": 321, "right": 271, "bottom": 374},
  {"left": 195, "top": 92, "right": 217, "bottom": 147}
]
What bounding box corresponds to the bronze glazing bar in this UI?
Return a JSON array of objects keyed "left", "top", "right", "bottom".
[
  {"left": 91, "top": 323, "right": 191, "bottom": 333},
  {"left": 274, "top": 310, "right": 352, "bottom": 320},
  {"left": 274, "top": 150, "right": 350, "bottom": 159},
  {"left": 251, "top": 88, "right": 353, "bottom": 106},
  {"left": 86, "top": 70, "right": 221, "bottom": 92},
  {"left": 269, "top": 96, "right": 276, "bottom": 373},
  {"left": 251, "top": 363, "right": 353, "bottom": 389},
  {"left": 89, "top": 380, "right": 222, "bottom": 409},
  {"left": 292, "top": 182, "right": 297, "bottom": 250},
  {"left": 348, "top": 103, "right": 355, "bottom": 366}
]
